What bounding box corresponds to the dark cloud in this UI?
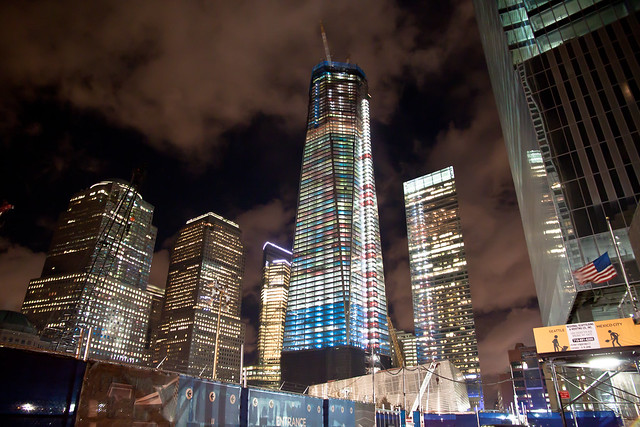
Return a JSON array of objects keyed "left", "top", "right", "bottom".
[
  {"left": 477, "top": 307, "right": 542, "bottom": 375},
  {"left": 149, "top": 249, "right": 170, "bottom": 288},
  {"left": 0, "top": 239, "right": 45, "bottom": 311},
  {"left": 235, "top": 199, "right": 295, "bottom": 297},
  {"left": 0, "top": 0, "right": 438, "bottom": 158}
]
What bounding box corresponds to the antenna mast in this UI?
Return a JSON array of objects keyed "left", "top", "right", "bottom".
[{"left": 320, "top": 23, "right": 332, "bottom": 66}]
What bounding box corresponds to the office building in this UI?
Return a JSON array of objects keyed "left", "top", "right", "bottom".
[
  {"left": 144, "top": 284, "right": 165, "bottom": 362},
  {"left": 281, "top": 60, "right": 391, "bottom": 387},
  {"left": 154, "top": 213, "right": 245, "bottom": 382},
  {"left": 403, "top": 167, "right": 482, "bottom": 406},
  {"left": 246, "top": 242, "right": 292, "bottom": 388},
  {"left": 22, "top": 180, "right": 156, "bottom": 364},
  {"left": 474, "top": 1, "right": 640, "bottom": 325},
  {"left": 395, "top": 330, "right": 418, "bottom": 367},
  {"left": 507, "top": 343, "right": 550, "bottom": 412}
]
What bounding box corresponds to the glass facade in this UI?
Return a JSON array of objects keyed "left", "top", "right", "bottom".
[
  {"left": 154, "top": 212, "right": 245, "bottom": 382},
  {"left": 474, "top": 1, "right": 640, "bottom": 325},
  {"left": 508, "top": 344, "right": 550, "bottom": 411},
  {"left": 395, "top": 330, "right": 418, "bottom": 367},
  {"left": 283, "top": 62, "right": 390, "bottom": 361},
  {"left": 404, "top": 167, "right": 482, "bottom": 406},
  {"left": 246, "top": 242, "right": 292, "bottom": 388},
  {"left": 21, "top": 180, "right": 156, "bottom": 365}
]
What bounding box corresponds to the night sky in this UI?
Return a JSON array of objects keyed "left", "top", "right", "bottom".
[{"left": 0, "top": 0, "right": 543, "bottom": 401}]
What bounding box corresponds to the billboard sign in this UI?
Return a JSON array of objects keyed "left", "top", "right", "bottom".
[{"left": 534, "top": 318, "right": 640, "bottom": 354}]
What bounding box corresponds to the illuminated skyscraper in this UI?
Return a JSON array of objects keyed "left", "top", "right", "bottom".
[
  {"left": 246, "top": 242, "right": 292, "bottom": 388},
  {"left": 22, "top": 180, "right": 156, "bottom": 365},
  {"left": 394, "top": 330, "right": 418, "bottom": 367},
  {"left": 154, "top": 212, "right": 245, "bottom": 382},
  {"left": 281, "top": 61, "right": 390, "bottom": 387},
  {"left": 404, "top": 167, "right": 482, "bottom": 406},
  {"left": 474, "top": 1, "right": 640, "bottom": 325}
]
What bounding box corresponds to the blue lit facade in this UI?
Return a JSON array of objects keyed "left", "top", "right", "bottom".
[{"left": 282, "top": 61, "right": 390, "bottom": 379}]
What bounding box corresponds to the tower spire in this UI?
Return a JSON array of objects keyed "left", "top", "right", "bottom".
[{"left": 320, "top": 23, "right": 332, "bottom": 66}]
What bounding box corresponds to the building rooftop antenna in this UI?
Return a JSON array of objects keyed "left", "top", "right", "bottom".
[{"left": 320, "top": 23, "right": 332, "bottom": 66}]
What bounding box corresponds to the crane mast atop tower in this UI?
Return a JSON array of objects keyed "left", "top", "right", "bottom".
[{"left": 320, "top": 23, "right": 332, "bottom": 66}]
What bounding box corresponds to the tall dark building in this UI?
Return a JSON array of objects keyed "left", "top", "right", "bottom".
[
  {"left": 22, "top": 180, "right": 156, "bottom": 364},
  {"left": 281, "top": 61, "right": 391, "bottom": 388},
  {"left": 474, "top": 1, "right": 640, "bottom": 325},
  {"left": 154, "top": 213, "right": 245, "bottom": 382}
]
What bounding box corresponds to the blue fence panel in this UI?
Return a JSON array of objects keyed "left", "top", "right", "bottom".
[
  {"left": 423, "top": 413, "right": 456, "bottom": 426},
  {"left": 574, "top": 411, "right": 621, "bottom": 427},
  {"left": 376, "top": 409, "right": 402, "bottom": 426},
  {"left": 175, "top": 376, "right": 241, "bottom": 426},
  {"left": 527, "top": 410, "right": 621, "bottom": 427},
  {"left": 478, "top": 412, "right": 514, "bottom": 425},
  {"left": 242, "top": 388, "right": 323, "bottom": 426},
  {"left": 324, "top": 398, "right": 355, "bottom": 426}
]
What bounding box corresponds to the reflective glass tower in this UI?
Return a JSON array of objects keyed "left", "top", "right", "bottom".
[
  {"left": 246, "top": 242, "right": 292, "bottom": 388},
  {"left": 404, "top": 167, "right": 482, "bottom": 407},
  {"left": 474, "top": 1, "right": 640, "bottom": 325},
  {"left": 22, "top": 180, "right": 156, "bottom": 365},
  {"left": 281, "top": 61, "right": 390, "bottom": 387},
  {"left": 154, "top": 212, "right": 245, "bottom": 382}
]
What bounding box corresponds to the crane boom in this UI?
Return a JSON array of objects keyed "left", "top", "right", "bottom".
[{"left": 320, "top": 23, "right": 332, "bottom": 66}]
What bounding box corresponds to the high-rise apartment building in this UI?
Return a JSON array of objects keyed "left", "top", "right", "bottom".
[
  {"left": 22, "top": 180, "right": 156, "bottom": 365},
  {"left": 474, "top": 1, "right": 640, "bottom": 325},
  {"left": 281, "top": 61, "right": 391, "bottom": 387},
  {"left": 404, "top": 167, "right": 482, "bottom": 405},
  {"left": 246, "top": 242, "right": 292, "bottom": 388},
  {"left": 154, "top": 213, "right": 245, "bottom": 382}
]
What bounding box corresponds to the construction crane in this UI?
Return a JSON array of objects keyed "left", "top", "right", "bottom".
[
  {"left": 387, "top": 315, "right": 405, "bottom": 368},
  {"left": 0, "top": 200, "right": 13, "bottom": 216},
  {"left": 0, "top": 201, "right": 14, "bottom": 229},
  {"left": 320, "top": 23, "right": 332, "bottom": 66}
]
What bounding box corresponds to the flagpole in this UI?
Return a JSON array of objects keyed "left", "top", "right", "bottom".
[{"left": 606, "top": 216, "right": 638, "bottom": 316}]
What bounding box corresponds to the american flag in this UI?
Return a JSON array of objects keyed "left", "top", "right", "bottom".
[{"left": 573, "top": 252, "right": 617, "bottom": 285}]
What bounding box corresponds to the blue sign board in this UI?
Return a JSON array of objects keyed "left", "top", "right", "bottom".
[
  {"left": 175, "top": 375, "right": 241, "bottom": 426},
  {"left": 324, "top": 398, "right": 355, "bottom": 426},
  {"left": 244, "top": 388, "right": 323, "bottom": 426}
]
